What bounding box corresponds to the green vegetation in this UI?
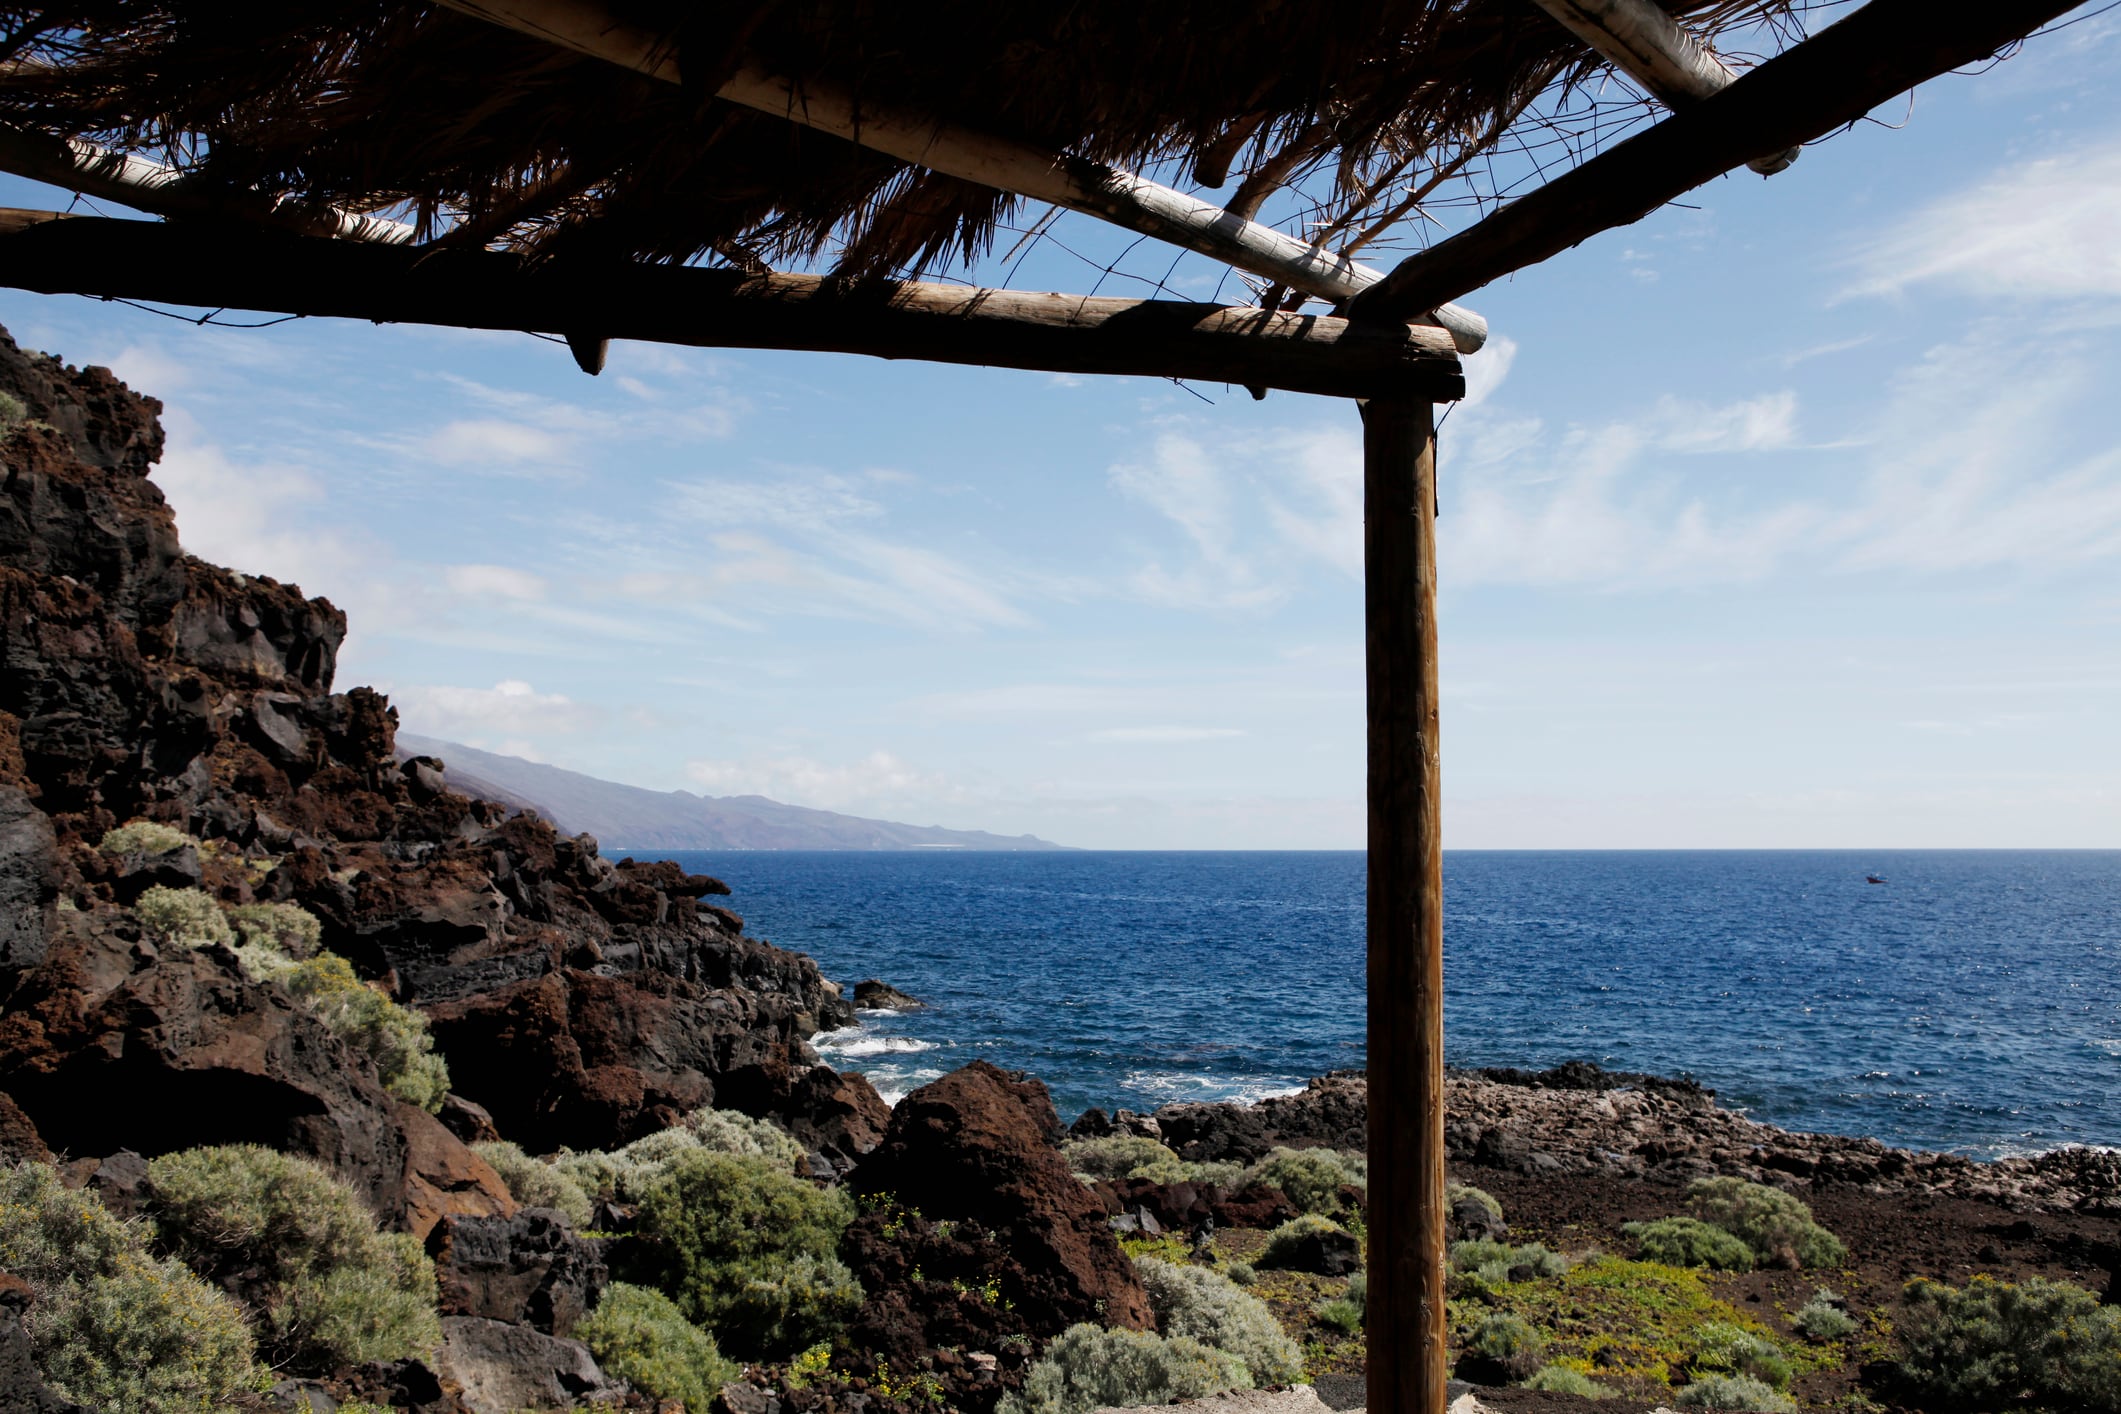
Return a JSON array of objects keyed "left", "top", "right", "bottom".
[
  {"left": 475, "top": 1141, "right": 596, "bottom": 1227},
  {"left": 281, "top": 953, "right": 451, "bottom": 1111},
  {"left": 145, "top": 1145, "right": 441, "bottom": 1373},
  {"left": 574, "top": 1282, "right": 740, "bottom": 1408},
  {"left": 1447, "top": 1183, "right": 1503, "bottom": 1226},
  {"left": 1897, "top": 1275, "right": 2121, "bottom": 1413},
  {"left": 1258, "top": 1213, "right": 1356, "bottom": 1270},
  {"left": 998, "top": 1323, "right": 1252, "bottom": 1414},
  {"left": 631, "top": 1151, "right": 859, "bottom": 1359},
  {"left": 1684, "top": 1177, "right": 1845, "bottom": 1270},
  {"left": 1525, "top": 1364, "right": 1612, "bottom": 1398},
  {"left": 1623, "top": 1217, "right": 1757, "bottom": 1272},
  {"left": 0, "top": 1162, "right": 259, "bottom": 1412},
  {"left": 99, "top": 819, "right": 195, "bottom": 856},
  {"left": 1134, "top": 1255, "right": 1304, "bottom": 1385},
  {"left": 1792, "top": 1289, "right": 1858, "bottom": 1341},
  {"left": 224, "top": 901, "right": 322, "bottom": 959},
  {"left": 133, "top": 885, "right": 233, "bottom": 948},
  {"left": 1315, "top": 1297, "right": 1363, "bottom": 1334},
  {"left": 1243, "top": 1146, "right": 1367, "bottom": 1216},
  {"left": 1450, "top": 1238, "right": 1569, "bottom": 1289},
  {"left": 556, "top": 1106, "right": 805, "bottom": 1207},
  {"left": 1461, "top": 1312, "right": 1547, "bottom": 1381},
  {"left": 1672, "top": 1375, "right": 1798, "bottom": 1412},
  {"left": 1224, "top": 1261, "right": 1258, "bottom": 1286},
  {"left": 1060, "top": 1135, "right": 1177, "bottom": 1182},
  {"left": 1689, "top": 1321, "right": 1793, "bottom": 1389}
]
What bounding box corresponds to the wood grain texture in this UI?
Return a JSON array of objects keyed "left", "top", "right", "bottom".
[
  {"left": 1351, "top": 0, "right": 2080, "bottom": 324},
  {"left": 1363, "top": 398, "right": 1447, "bottom": 1414},
  {"left": 0, "top": 211, "right": 1463, "bottom": 402}
]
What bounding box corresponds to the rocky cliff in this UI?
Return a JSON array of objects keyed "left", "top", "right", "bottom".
[{"left": 0, "top": 327, "right": 888, "bottom": 1228}]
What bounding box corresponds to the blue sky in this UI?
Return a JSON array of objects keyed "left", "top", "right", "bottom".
[{"left": 3, "top": 8, "right": 2118, "bottom": 849}]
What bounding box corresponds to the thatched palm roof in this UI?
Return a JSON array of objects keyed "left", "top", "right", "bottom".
[{"left": 0, "top": 1, "right": 1808, "bottom": 282}]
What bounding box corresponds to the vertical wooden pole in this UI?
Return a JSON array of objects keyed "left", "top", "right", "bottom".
[{"left": 1364, "top": 397, "right": 1447, "bottom": 1414}]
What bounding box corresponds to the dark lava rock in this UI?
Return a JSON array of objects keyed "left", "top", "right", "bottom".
[
  {"left": 1259, "top": 1220, "right": 1362, "bottom": 1276},
  {"left": 1156, "top": 1071, "right": 1367, "bottom": 1163},
  {"left": 853, "top": 979, "right": 924, "bottom": 1010},
  {"left": 0, "top": 788, "right": 56, "bottom": 972},
  {"left": 428, "top": 1208, "right": 607, "bottom": 1337},
  {"left": 436, "top": 1092, "right": 502, "bottom": 1145},
  {"left": 0, "top": 1092, "right": 49, "bottom": 1166},
  {"left": 436, "top": 1315, "right": 618, "bottom": 1414},
  {"left": 0, "top": 1273, "right": 87, "bottom": 1414},
  {"left": 1468, "top": 1058, "right": 1713, "bottom": 1105},
  {"left": 1450, "top": 1188, "right": 1509, "bottom": 1243}
]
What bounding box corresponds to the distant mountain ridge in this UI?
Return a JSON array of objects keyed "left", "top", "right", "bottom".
[{"left": 395, "top": 733, "right": 1069, "bottom": 851}]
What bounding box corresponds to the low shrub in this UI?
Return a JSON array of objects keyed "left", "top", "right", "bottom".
[
  {"left": 1315, "top": 1298, "right": 1363, "bottom": 1334},
  {"left": 1124, "top": 1155, "right": 1247, "bottom": 1188},
  {"left": 475, "top": 1141, "right": 595, "bottom": 1228},
  {"left": 1460, "top": 1312, "right": 1546, "bottom": 1382},
  {"left": 1792, "top": 1288, "right": 1857, "bottom": 1341},
  {"left": 1448, "top": 1182, "right": 1504, "bottom": 1224},
  {"left": 1525, "top": 1365, "right": 1611, "bottom": 1398},
  {"left": 1450, "top": 1239, "right": 1568, "bottom": 1286},
  {"left": 1672, "top": 1375, "right": 1798, "bottom": 1412},
  {"left": 1685, "top": 1177, "right": 1845, "bottom": 1270},
  {"left": 631, "top": 1151, "right": 858, "bottom": 1359},
  {"left": 1134, "top": 1256, "right": 1303, "bottom": 1384},
  {"left": 998, "top": 1323, "right": 1252, "bottom": 1414},
  {"left": 99, "top": 819, "right": 194, "bottom": 855},
  {"left": 574, "top": 1282, "right": 740, "bottom": 1408},
  {"left": 1224, "top": 1261, "right": 1257, "bottom": 1286},
  {"left": 282, "top": 954, "right": 451, "bottom": 1112},
  {"left": 225, "top": 902, "right": 323, "bottom": 960},
  {"left": 1258, "top": 1213, "right": 1356, "bottom": 1270},
  {"left": 1243, "top": 1146, "right": 1366, "bottom": 1215},
  {"left": 1688, "top": 1321, "right": 1793, "bottom": 1389},
  {"left": 1897, "top": 1275, "right": 2121, "bottom": 1413},
  {"left": 557, "top": 1105, "right": 806, "bottom": 1206},
  {"left": 145, "top": 1145, "right": 441, "bottom": 1373},
  {"left": 1623, "top": 1217, "right": 1756, "bottom": 1273},
  {"left": 0, "top": 1161, "right": 258, "bottom": 1411},
  {"left": 1059, "top": 1135, "right": 1182, "bottom": 1183},
  {"left": 134, "top": 885, "right": 233, "bottom": 948}
]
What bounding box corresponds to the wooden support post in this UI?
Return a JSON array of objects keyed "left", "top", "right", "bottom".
[{"left": 1363, "top": 398, "right": 1446, "bottom": 1414}]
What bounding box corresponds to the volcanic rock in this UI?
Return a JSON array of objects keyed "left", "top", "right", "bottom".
[
  {"left": 853, "top": 979, "right": 924, "bottom": 1010},
  {"left": 436, "top": 1316, "right": 620, "bottom": 1414},
  {"left": 0, "top": 1272, "right": 85, "bottom": 1414},
  {"left": 428, "top": 1208, "right": 608, "bottom": 1337}
]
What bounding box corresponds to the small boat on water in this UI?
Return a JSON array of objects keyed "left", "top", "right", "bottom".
[{"left": 1866, "top": 875, "right": 1887, "bottom": 885}]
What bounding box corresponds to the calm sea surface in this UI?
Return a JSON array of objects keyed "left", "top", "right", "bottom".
[{"left": 650, "top": 850, "right": 2121, "bottom": 1160}]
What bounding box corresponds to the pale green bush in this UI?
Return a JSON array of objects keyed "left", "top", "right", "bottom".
[
  {"left": 133, "top": 885, "right": 232, "bottom": 948},
  {"left": 1624, "top": 1217, "right": 1756, "bottom": 1272},
  {"left": 1685, "top": 1177, "right": 1845, "bottom": 1270},
  {"left": 1124, "top": 1156, "right": 1247, "bottom": 1188},
  {"left": 1461, "top": 1312, "right": 1546, "bottom": 1382},
  {"left": 1792, "top": 1289, "right": 1858, "bottom": 1341},
  {"left": 475, "top": 1141, "right": 595, "bottom": 1227},
  {"left": 1060, "top": 1134, "right": 1182, "bottom": 1183},
  {"left": 225, "top": 902, "right": 322, "bottom": 959},
  {"left": 1448, "top": 1183, "right": 1504, "bottom": 1225},
  {"left": 556, "top": 1105, "right": 806, "bottom": 1207},
  {"left": 99, "top": 819, "right": 194, "bottom": 856},
  {"left": 632, "top": 1151, "right": 858, "bottom": 1359},
  {"left": 0, "top": 1161, "right": 258, "bottom": 1411},
  {"left": 1450, "top": 1238, "right": 1568, "bottom": 1286},
  {"left": 1315, "top": 1298, "right": 1362, "bottom": 1334},
  {"left": 1258, "top": 1213, "right": 1355, "bottom": 1270},
  {"left": 283, "top": 953, "right": 450, "bottom": 1112},
  {"left": 1525, "top": 1365, "right": 1611, "bottom": 1397},
  {"left": 146, "top": 1145, "right": 441, "bottom": 1373},
  {"left": 1134, "top": 1256, "right": 1303, "bottom": 1384},
  {"left": 1243, "top": 1146, "right": 1366, "bottom": 1215},
  {"left": 1673, "top": 1375, "right": 1798, "bottom": 1412},
  {"left": 1688, "top": 1321, "right": 1792, "bottom": 1389},
  {"left": 1224, "top": 1261, "right": 1257, "bottom": 1286},
  {"left": 575, "top": 1282, "right": 740, "bottom": 1408},
  {"left": 999, "top": 1323, "right": 1251, "bottom": 1414},
  {"left": 1898, "top": 1275, "right": 2121, "bottom": 1413}
]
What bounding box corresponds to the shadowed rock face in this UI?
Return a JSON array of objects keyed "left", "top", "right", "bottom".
[{"left": 0, "top": 325, "right": 878, "bottom": 1224}]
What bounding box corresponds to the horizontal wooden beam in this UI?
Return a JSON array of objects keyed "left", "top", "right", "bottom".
[
  {"left": 0, "top": 211, "right": 1463, "bottom": 402},
  {"left": 433, "top": 0, "right": 1491, "bottom": 353},
  {"left": 1528, "top": 0, "right": 1797, "bottom": 174},
  {"left": 1350, "top": 0, "right": 2077, "bottom": 325}
]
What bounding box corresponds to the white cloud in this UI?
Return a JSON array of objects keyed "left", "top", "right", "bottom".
[
  {"left": 684, "top": 749, "right": 962, "bottom": 813},
  {"left": 1460, "top": 335, "right": 1518, "bottom": 410},
  {"left": 1847, "top": 139, "right": 2121, "bottom": 302},
  {"left": 1087, "top": 726, "right": 1245, "bottom": 743},
  {"left": 388, "top": 679, "right": 604, "bottom": 740},
  {"left": 445, "top": 564, "right": 547, "bottom": 600},
  {"left": 1649, "top": 391, "right": 1798, "bottom": 454},
  {"left": 424, "top": 418, "right": 575, "bottom": 471}
]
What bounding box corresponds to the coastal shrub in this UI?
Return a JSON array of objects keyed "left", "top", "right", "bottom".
[
  {"left": 1450, "top": 1238, "right": 1568, "bottom": 1286},
  {"left": 998, "top": 1323, "right": 1251, "bottom": 1414},
  {"left": 1685, "top": 1178, "right": 1845, "bottom": 1270},
  {"left": 282, "top": 953, "right": 451, "bottom": 1111},
  {"left": 1134, "top": 1255, "right": 1304, "bottom": 1384},
  {"left": 1124, "top": 1155, "right": 1247, "bottom": 1188},
  {"left": 631, "top": 1150, "right": 858, "bottom": 1358},
  {"left": 145, "top": 1144, "right": 441, "bottom": 1372},
  {"left": 99, "top": 819, "right": 195, "bottom": 855},
  {"left": 1258, "top": 1213, "right": 1355, "bottom": 1270},
  {"left": 1792, "top": 1289, "right": 1858, "bottom": 1341},
  {"left": 1060, "top": 1135, "right": 1181, "bottom": 1183},
  {"left": 225, "top": 901, "right": 323, "bottom": 960},
  {"left": 1672, "top": 1375, "right": 1798, "bottom": 1412},
  {"left": 1316, "top": 1297, "right": 1363, "bottom": 1334},
  {"left": 0, "top": 1161, "right": 258, "bottom": 1411},
  {"left": 1897, "top": 1275, "right": 2121, "bottom": 1413},
  {"left": 475, "top": 1141, "right": 595, "bottom": 1228},
  {"left": 1448, "top": 1182, "right": 1504, "bottom": 1225},
  {"left": 1243, "top": 1146, "right": 1366, "bottom": 1215},
  {"left": 1459, "top": 1312, "right": 1546, "bottom": 1382},
  {"left": 1525, "top": 1365, "right": 1611, "bottom": 1398},
  {"left": 574, "top": 1282, "right": 740, "bottom": 1408},
  {"left": 1624, "top": 1217, "right": 1756, "bottom": 1272},
  {"left": 1688, "top": 1321, "right": 1793, "bottom": 1389},
  {"left": 133, "top": 884, "right": 233, "bottom": 947},
  {"left": 1224, "top": 1261, "right": 1257, "bottom": 1286},
  {"left": 556, "top": 1105, "right": 805, "bottom": 1206}
]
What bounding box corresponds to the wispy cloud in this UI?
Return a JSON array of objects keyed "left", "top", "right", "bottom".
[
  {"left": 387, "top": 679, "right": 605, "bottom": 741},
  {"left": 1087, "top": 726, "right": 1246, "bottom": 744}
]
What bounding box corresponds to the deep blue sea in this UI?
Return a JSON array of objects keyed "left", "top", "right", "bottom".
[{"left": 649, "top": 850, "right": 2121, "bottom": 1161}]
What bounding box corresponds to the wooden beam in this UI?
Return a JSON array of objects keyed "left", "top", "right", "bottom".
[
  {"left": 1528, "top": 0, "right": 1797, "bottom": 174},
  {"left": 0, "top": 123, "right": 415, "bottom": 243},
  {"left": 1364, "top": 397, "right": 1447, "bottom": 1414},
  {"left": 0, "top": 210, "right": 1463, "bottom": 402},
  {"left": 431, "top": 0, "right": 1490, "bottom": 353},
  {"left": 1349, "top": 0, "right": 2078, "bottom": 325}
]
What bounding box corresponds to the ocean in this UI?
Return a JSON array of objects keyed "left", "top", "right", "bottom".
[{"left": 650, "top": 849, "right": 2121, "bottom": 1161}]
